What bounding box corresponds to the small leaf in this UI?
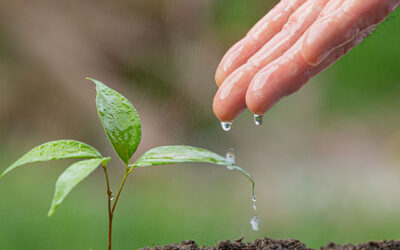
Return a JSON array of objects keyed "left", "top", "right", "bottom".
[
  {"left": 48, "top": 157, "right": 110, "bottom": 216},
  {"left": 130, "top": 146, "right": 255, "bottom": 200},
  {"left": 1, "top": 140, "right": 102, "bottom": 178},
  {"left": 87, "top": 77, "right": 141, "bottom": 164}
]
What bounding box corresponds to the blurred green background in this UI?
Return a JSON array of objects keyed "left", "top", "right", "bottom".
[{"left": 1, "top": 0, "right": 400, "bottom": 249}]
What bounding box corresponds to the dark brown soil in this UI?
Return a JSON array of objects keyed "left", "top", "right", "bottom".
[
  {"left": 321, "top": 240, "right": 400, "bottom": 250},
  {"left": 141, "top": 237, "right": 400, "bottom": 250}
]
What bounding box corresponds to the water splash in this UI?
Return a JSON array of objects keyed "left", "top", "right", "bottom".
[
  {"left": 221, "top": 121, "right": 232, "bottom": 131},
  {"left": 254, "top": 114, "right": 264, "bottom": 126},
  {"left": 225, "top": 148, "right": 235, "bottom": 170},
  {"left": 250, "top": 215, "right": 260, "bottom": 231}
]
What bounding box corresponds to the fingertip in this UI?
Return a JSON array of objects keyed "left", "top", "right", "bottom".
[
  {"left": 301, "top": 22, "right": 335, "bottom": 67},
  {"left": 246, "top": 88, "right": 270, "bottom": 115},
  {"left": 213, "top": 93, "right": 246, "bottom": 122},
  {"left": 245, "top": 66, "right": 279, "bottom": 115},
  {"left": 215, "top": 68, "right": 225, "bottom": 87},
  {"left": 213, "top": 66, "right": 255, "bottom": 122}
]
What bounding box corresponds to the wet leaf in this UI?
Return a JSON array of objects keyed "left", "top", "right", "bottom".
[
  {"left": 48, "top": 158, "right": 110, "bottom": 216},
  {"left": 0, "top": 140, "right": 102, "bottom": 178},
  {"left": 87, "top": 77, "right": 141, "bottom": 164},
  {"left": 130, "top": 146, "right": 255, "bottom": 200}
]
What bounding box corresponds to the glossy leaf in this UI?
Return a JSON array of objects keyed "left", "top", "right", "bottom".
[
  {"left": 130, "top": 146, "right": 255, "bottom": 200},
  {"left": 48, "top": 157, "right": 110, "bottom": 216},
  {"left": 0, "top": 140, "right": 102, "bottom": 178},
  {"left": 87, "top": 77, "right": 141, "bottom": 164}
]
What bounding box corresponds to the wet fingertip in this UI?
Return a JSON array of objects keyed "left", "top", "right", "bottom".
[
  {"left": 212, "top": 95, "right": 230, "bottom": 122},
  {"left": 212, "top": 102, "right": 242, "bottom": 123},
  {"left": 246, "top": 89, "right": 265, "bottom": 115},
  {"left": 215, "top": 68, "right": 225, "bottom": 87},
  {"left": 213, "top": 97, "right": 247, "bottom": 126},
  {"left": 301, "top": 28, "right": 329, "bottom": 67},
  {"left": 246, "top": 88, "right": 278, "bottom": 116}
]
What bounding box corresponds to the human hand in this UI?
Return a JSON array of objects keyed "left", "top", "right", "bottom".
[{"left": 213, "top": 0, "right": 399, "bottom": 124}]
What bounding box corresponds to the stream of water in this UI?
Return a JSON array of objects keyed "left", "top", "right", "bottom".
[{"left": 225, "top": 147, "right": 259, "bottom": 231}]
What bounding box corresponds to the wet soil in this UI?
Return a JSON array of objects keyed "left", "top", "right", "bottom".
[{"left": 141, "top": 237, "right": 400, "bottom": 250}]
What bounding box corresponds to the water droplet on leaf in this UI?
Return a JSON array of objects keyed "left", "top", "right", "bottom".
[{"left": 225, "top": 148, "right": 235, "bottom": 170}]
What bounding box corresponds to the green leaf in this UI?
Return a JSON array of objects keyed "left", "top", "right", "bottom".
[
  {"left": 130, "top": 146, "right": 255, "bottom": 200},
  {"left": 48, "top": 157, "right": 110, "bottom": 216},
  {"left": 87, "top": 77, "right": 141, "bottom": 164},
  {"left": 0, "top": 140, "right": 102, "bottom": 178}
]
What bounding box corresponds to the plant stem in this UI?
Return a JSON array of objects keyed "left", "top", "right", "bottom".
[
  {"left": 103, "top": 164, "right": 113, "bottom": 250},
  {"left": 103, "top": 164, "right": 133, "bottom": 250},
  {"left": 111, "top": 166, "right": 131, "bottom": 213}
]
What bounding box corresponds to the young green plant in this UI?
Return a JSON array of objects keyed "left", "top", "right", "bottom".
[{"left": 0, "top": 78, "right": 255, "bottom": 250}]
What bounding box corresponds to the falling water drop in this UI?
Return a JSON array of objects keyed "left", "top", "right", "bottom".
[
  {"left": 225, "top": 148, "right": 235, "bottom": 170},
  {"left": 221, "top": 121, "right": 232, "bottom": 131},
  {"left": 254, "top": 114, "right": 264, "bottom": 126},
  {"left": 220, "top": 142, "right": 259, "bottom": 232},
  {"left": 250, "top": 195, "right": 259, "bottom": 231},
  {"left": 250, "top": 215, "right": 260, "bottom": 231}
]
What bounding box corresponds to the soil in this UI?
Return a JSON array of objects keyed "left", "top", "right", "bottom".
[{"left": 141, "top": 237, "right": 400, "bottom": 250}]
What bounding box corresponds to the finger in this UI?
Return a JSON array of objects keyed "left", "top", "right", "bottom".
[
  {"left": 318, "top": 0, "right": 347, "bottom": 18},
  {"left": 302, "top": 0, "right": 400, "bottom": 66},
  {"left": 213, "top": 64, "right": 256, "bottom": 122},
  {"left": 246, "top": 0, "right": 399, "bottom": 115},
  {"left": 214, "top": 0, "right": 307, "bottom": 87},
  {"left": 213, "top": 0, "right": 329, "bottom": 122},
  {"left": 249, "top": 0, "right": 330, "bottom": 69},
  {"left": 245, "top": 27, "right": 375, "bottom": 115}
]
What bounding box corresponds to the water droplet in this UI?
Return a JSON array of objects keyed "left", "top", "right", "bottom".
[
  {"left": 254, "top": 114, "right": 264, "bottom": 126},
  {"left": 221, "top": 121, "right": 232, "bottom": 131},
  {"left": 225, "top": 148, "right": 235, "bottom": 170},
  {"left": 110, "top": 195, "right": 114, "bottom": 201},
  {"left": 249, "top": 187, "right": 259, "bottom": 231},
  {"left": 250, "top": 215, "right": 259, "bottom": 231},
  {"left": 225, "top": 148, "right": 235, "bottom": 164}
]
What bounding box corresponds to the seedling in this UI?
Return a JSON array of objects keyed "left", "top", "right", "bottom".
[{"left": 0, "top": 78, "right": 255, "bottom": 250}]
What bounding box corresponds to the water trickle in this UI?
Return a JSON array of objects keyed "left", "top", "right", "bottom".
[
  {"left": 225, "top": 148, "right": 235, "bottom": 170},
  {"left": 252, "top": 195, "right": 256, "bottom": 203},
  {"left": 221, "top": 121, "right": 232, "bottom": 131},
  {"left": 254, "top": 114, "right": 264, "bottom": 126},
  {"left": 250, "top": 215, "right": 260, "bottom": 231},
  {"left": 250, "top": 196, "right": 259, "bottom": 231},
  {"left": 219, "top": 140, "right": 259, "bottom": 232}
]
